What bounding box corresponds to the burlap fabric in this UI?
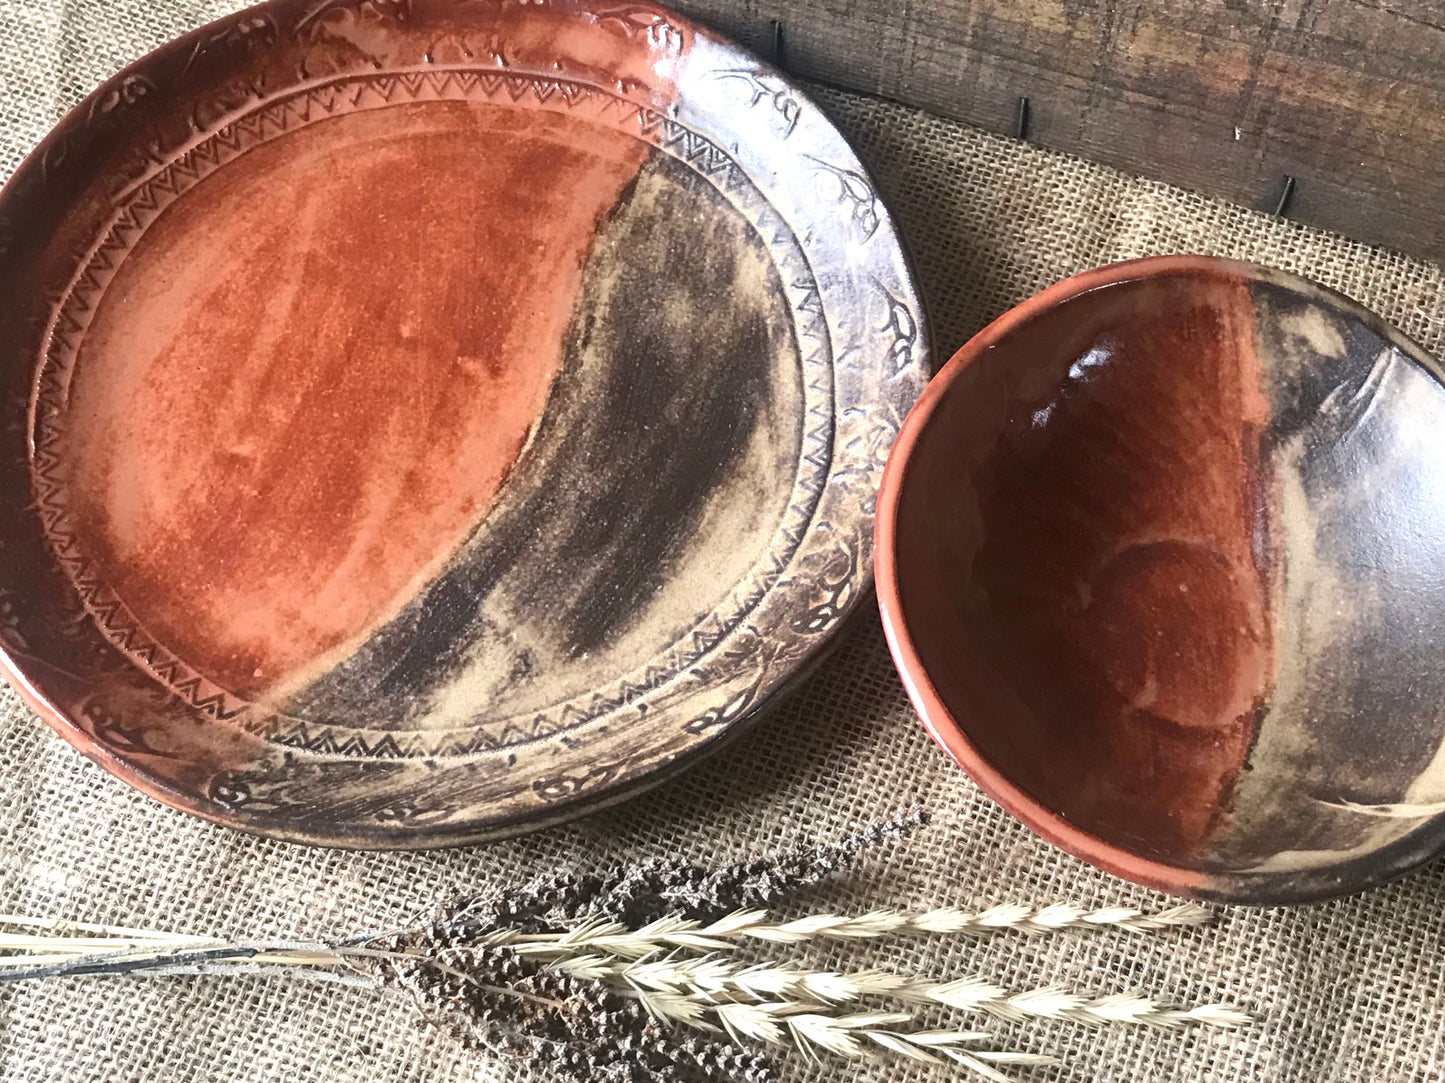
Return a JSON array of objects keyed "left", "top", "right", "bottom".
[{"left": 0, "top": 3, "right": 1441, "bottom": 1081}]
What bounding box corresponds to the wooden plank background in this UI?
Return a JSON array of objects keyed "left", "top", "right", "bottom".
[{"left": 673, "top": 0, "right": 1445, "bottom": 264}]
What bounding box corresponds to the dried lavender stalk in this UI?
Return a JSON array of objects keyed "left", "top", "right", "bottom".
[
  {"left": 0, "top": 811, "right": 1244, "bottom": 1083},
  {"left": 428, "top": 807, "right": 930, "bottom": 945},
  {"left": 572, "top": 807, "right": 932, "bottom": 928},
  {"left": 368, "top": 943, "right": 774, "bottom": 1083}
]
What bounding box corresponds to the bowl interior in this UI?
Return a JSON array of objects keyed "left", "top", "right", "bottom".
[{"left": 884, "top": 260, "right": 1445, "bottom": 901}]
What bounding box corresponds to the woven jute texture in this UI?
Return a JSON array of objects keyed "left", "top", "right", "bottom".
[{"left": 1, "top": 3, "right": 1442, "bottom": 1081}]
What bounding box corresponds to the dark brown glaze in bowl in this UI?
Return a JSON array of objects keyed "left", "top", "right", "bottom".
[
  {"left": 876, "top": 255, "right": 1445, "bottom": 903},
  {"left": 0, "top": 0, "right": 928, "bottom": 845}
]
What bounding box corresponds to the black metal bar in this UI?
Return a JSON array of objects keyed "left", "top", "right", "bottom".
[
  {"left": 1273, "top": 174, "right": 1297, "bottom": 217},
  {"left": 1014, "top": 96, "right": 1031, "bottom": 141}
]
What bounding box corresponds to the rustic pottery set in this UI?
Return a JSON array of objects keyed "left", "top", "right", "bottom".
[{"left": 0, "top": 0, "right": 1440, "bottom": 908}]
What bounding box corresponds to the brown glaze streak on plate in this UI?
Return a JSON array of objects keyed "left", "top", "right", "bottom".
[
  {"left": 0, "top": 0, "right": 928, "bottom": 845},
  {"left": 878, "top": 256, "right": 1445, "bottom": 904}
]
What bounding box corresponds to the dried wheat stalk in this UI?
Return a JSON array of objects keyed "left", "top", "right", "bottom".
[
  {"left": 0, "top": 810, "right": 1248, "bottom": 1082},
  {"left": 554, "top": 952, "right": 1251, "bottom": 1029},
  {"left": 483, "top": 901, "right": 1215, "bottom": 960}
]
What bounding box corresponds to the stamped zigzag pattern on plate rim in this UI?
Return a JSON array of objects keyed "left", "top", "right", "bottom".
[{"left": 28, "top": 65, "right": 855, "bottom": 759}]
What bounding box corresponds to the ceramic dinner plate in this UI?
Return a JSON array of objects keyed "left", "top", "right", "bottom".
[{"left": 0, "top": 0, "right": 927, "bottom": 845}]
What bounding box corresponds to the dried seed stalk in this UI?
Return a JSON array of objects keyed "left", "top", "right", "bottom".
[
  {"left": 0, "top": 812, "right": 1245, "bottom": 1082},
  {"left": 481, "top": 901, "right": 1214, "bottom": 960},
  {"left": 553, "top": 952, "right": 1251, "bottom": 1029}
]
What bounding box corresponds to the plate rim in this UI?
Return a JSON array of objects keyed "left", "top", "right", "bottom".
[{"left": 0, "top": 0, "right": 930, "bottom": 846}]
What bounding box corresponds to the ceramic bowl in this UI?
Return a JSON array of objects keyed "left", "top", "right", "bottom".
[{"left": 876, "top": 255, "right": 1445, "bottom": 903}]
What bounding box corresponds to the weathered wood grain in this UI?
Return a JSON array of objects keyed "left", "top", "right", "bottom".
[{"left": 677, "top": 0, "right": 1445, "bottom": 263}]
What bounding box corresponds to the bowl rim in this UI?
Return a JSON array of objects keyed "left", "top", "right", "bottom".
[{"left": 873, "top": 253, "right": 1445, "bottom": 903}]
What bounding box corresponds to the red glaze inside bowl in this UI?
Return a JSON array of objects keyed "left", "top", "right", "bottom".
[{"left": 876, "top": 256, "right": 1445, "bottom": 903}]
